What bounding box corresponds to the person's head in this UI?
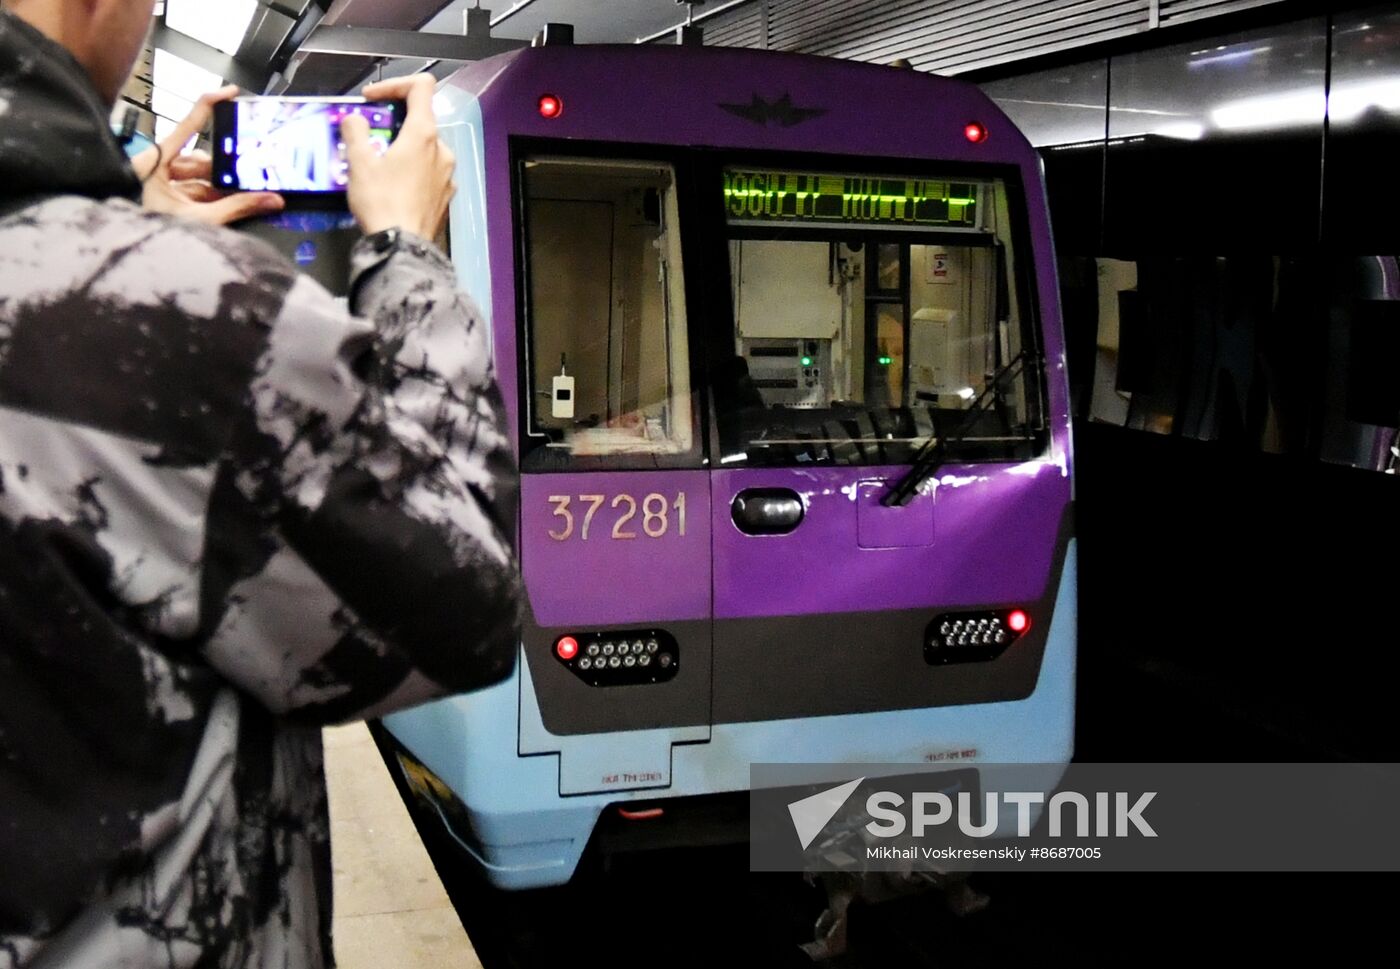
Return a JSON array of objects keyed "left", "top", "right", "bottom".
[{"left": 3, "top": 0, "right": 157, "bottom": 105}]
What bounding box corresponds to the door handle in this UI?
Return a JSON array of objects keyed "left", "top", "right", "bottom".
[{"left": 731, "top": 488, "right": 804, "bottom": 535}]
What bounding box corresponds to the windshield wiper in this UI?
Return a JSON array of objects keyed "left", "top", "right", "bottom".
[{"left": 881, "top": 349, "right": 1032, "bottom": 507}]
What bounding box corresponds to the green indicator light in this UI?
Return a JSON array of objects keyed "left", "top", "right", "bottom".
[
  {"left": 878, "top": 355, "right": 893, "bottom": 366},
  {"left": 801, "top": 355, "right": 813, "bottom": 366}
]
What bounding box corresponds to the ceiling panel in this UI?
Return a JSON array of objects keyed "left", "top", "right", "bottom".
[{"left": 422, "top": 0, "right": 722, "bottom": 45}]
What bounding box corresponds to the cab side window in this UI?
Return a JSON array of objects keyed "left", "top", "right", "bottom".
[{"left": 519, "top": 157, "right": 698, "bottom": 471}]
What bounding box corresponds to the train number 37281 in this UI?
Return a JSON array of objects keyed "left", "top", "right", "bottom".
[{"left": 547, "top": 493, "right": 687, "bottom": 541}]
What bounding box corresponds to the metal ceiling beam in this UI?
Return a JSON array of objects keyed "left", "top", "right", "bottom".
[
  {"left": 636, "top": 0, "right": 754, "bottom": 44},
  {"left": 149, "top": 22, "right": 269, "bottom": 92},
  {"left": 242, "top": 3, "right": 300, "bottom": 67},
  {"left": 262, "top": 0, "right": 316, "bottom": 17},
  {"left": 297, "top": 24, "right": 528, "bottom": 61},
  {"left": 488, "top": 0, "right": 545, "bottom": 28}
]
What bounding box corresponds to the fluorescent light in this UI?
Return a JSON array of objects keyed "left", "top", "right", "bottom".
[
  {"left": 152, "top": 47, "right": 222, "bottom": 101},
  {"left": 154, "top": 114, "right": 178, "bottom": 142},
  {"left": 1004, "top": 97, "right": 1181, "bottom": 118},
  {"left": 151, "top": 87, "right": 194, "bottom": 124},
  {"left": 165, "top": 0, "right": 257, "bottom": 56},
  {"left": 1329, "top": 78, "right": 1400, "bottom": 123},
  {"left": 1049, "top": 140, "right": 1110, "bottom": 151},
  {"left": 1211, "top": 89, "right": 1324, "bottom": 131},
  {"left": 1187, "top": 45, "right": 1273, "bottom": 68},
  {"left": 1152, "top": 121, "right": 1206, "bottom": 141}
]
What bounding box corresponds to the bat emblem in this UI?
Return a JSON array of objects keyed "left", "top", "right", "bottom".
[{"left": 719, "top": 93, "right": 828, "bottom": 127}]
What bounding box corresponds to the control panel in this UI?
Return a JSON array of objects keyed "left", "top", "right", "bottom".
[{"left": 741, "top": 337, "right": 833, "bottom": 408}]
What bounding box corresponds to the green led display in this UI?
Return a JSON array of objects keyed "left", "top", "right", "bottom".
[{"left": 723, "top": 169, "right": 979, "bottom": 228}]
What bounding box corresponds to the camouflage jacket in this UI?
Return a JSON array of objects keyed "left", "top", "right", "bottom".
[{"left": 0, "top": 12, "right": 520, "bottom": 968}]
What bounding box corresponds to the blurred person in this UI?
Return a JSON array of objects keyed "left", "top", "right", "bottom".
[{"left": 0, "top": 1, "right": 521, "bottom": 967}]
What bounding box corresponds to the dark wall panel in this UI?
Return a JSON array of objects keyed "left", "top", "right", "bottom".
[
  {"left": 1103, "top": 18, "right": 1327, "bottom": 254},
  {"left": 1324, "top": 6, "right": 1400, "bottom": 253}
]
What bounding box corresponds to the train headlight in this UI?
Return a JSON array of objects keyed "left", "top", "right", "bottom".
[
  {"left": 924, "top": 609, "right": 1030, "bottom": 664},
  {"left": 551, "top": 629, "right": 680, "bottom": 686}
]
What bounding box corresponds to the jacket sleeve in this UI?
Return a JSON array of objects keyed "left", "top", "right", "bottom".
[{"left": 199, "top": 231, "right": 521, "bottom": 725}]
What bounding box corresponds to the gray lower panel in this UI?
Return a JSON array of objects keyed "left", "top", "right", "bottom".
[
  {"left": 523, "top": 608, "right": 711, "bottom": 737},
  {"left": 712, "top": 506, "right": 1073, "bottom": 725},
  {"left": 526, "top": 504, "right": 1073, "bottom": 736}
]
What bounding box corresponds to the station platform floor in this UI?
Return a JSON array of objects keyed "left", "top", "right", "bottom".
[{"left": 323, "top": 722, "right": 483, "bottom": 969}]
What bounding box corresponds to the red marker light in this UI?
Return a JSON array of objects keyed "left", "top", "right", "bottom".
[
  {"left": 618, "top": 806, "right": 665, "bottom": 821},
  {"left": 555, "top": 636, "right": 579, "bottom": 660},
  {"left": 538, "top": 94, "right": 564, "bottom": 119},
  {"left": 964, "top": 121, "right": 989, "bottom": 144},
  {"left": 1007, "top": 610, "right": 1030, "bottom": 633}
]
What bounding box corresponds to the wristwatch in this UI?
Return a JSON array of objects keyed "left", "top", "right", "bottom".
[{"left": 363, "top": 227, "right": 402, "bottom": 254}]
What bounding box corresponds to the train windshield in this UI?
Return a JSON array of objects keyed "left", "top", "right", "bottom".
[
  {"left": 517, "top": 154, "right": 1042, "bottom": 470},
  {"left": 715, "top": 166, "right": 1042, "bottom": 467}
]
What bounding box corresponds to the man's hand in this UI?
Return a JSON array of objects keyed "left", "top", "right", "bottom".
[
  {"left": 133, "top": 85, "right": 284, "bottom": 225},
  {"left": 343, "top": 74, "right": 455, "bottom": 240}
]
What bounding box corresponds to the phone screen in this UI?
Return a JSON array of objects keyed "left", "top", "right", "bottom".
[{"left": 212, "top": 98, "right": 402, "bottom": 193}]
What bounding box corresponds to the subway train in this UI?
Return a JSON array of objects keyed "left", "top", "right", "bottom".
[{"left": 380, "top": 38, "right": 1076, "bottom": 890}]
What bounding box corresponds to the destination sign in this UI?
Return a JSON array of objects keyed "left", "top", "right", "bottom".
[{"left": 723, "top": 169, "right": 980, "bottom": 229}]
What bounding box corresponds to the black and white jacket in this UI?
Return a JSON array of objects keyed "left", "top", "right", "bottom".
[{"left": 0, "top": 12, "right": 520, "bottom": 968}]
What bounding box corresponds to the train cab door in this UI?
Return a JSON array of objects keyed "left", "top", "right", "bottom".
[
  {"left": 512, "top": 153, "right": 713, "bottom": 796},
  {"left": 706, "top": 165, "right": 1040, "bottom": 726},
  {"left": 707, "top": 233, "right": 930, "bottom": 726}
]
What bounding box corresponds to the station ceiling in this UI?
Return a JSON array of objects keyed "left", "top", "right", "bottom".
[
  {"left": 124, "top": 0, "right": 1318, "bottom": 148},
  {"left": 123, "top": 0, "right": 717, "bottom": 140}
]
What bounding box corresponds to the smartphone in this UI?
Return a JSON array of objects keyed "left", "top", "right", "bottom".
[{"left": 211, "top": 96, "right": 405, "bottom": 197}]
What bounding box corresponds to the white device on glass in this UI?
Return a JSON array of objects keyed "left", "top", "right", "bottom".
[{"left": 552, "top": 373, "right": 576, "bottom": 420}]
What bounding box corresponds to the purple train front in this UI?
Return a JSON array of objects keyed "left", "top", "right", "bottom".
[{"left": 382, "top": 41, "right": 1077, "bottom": 890}]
